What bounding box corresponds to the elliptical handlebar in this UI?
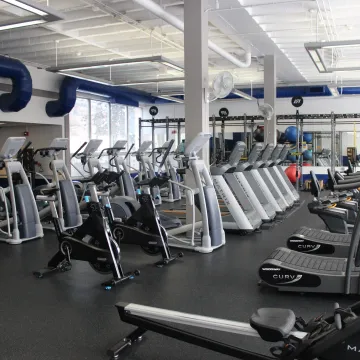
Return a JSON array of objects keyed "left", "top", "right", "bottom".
[
  {"left": 71, "top": 142, "right": 87, "bottom": 159},
  {"left": 97, "top": 147, "right": 126, "bottom": 159},
  {"left": 124, "top": 144, "right": 135, "bottom": 160},
  {"left": 17, "top": 141, "right": 33, "bottom": 161},
  {"left": 33, "top": 147, "right": 67, "bottom": 158}
]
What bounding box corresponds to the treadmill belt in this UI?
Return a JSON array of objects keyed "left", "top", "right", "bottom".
[
  {"left": 268, "top": 248, "right": 348, "bottom": 274},
  {"left": 292, "top": 226, "right": 351, "bottom": 244}
]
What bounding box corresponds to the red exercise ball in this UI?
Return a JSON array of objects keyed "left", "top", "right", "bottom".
[{"left": 285, "top": 166, "right": 300, "bottom": 183}]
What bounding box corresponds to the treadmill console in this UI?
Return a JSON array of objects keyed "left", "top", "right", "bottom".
[
  {"left": 271, "top": 145, "right": 284, "bottom": 161},
  {"left": 228, "top": 142, "right": 246, "bottom": 168},
  {"left": 279, "top": 145, "right": 290, "bottom": 162},
  {"left": 261, "top": 144, "right": 274, "bottom": 161},
  {"left": 0, "top": 137, "right": 26, "bottom": 160},
  {"left": 248, "top": 143, "right": 264, "bottom": 165}
]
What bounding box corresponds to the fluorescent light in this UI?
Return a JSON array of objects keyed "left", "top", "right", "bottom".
[
  {"left": 59, "top": 72, "right": 114, "bottom": 86},
  {"left": 160, "top": 61, "right": 183, "bottom": 72},
  {"left": 323, "top": 44, "right": 360, "bottom": 49},
  {"left": 157, "top": 95, "right": 184, "bottom": 103},
  {"left": 2, "top": 0, "right": 47, "bottom": 16},
  {"left": 48, "top": 56, "right": 184, "bottom": 73},
  {"left": 58, "top": 61, "right": 149, "bottom": 72},
  {"left": 306, "top": 48, "right": 326, "bottom": 73},
  {"left": 308, "top": 49, "right": 320, "bottom": 63},
  {"left": 0, "top": 19, "right": 46, "bottom": 31},
  {"left": 116, "top": 77, "right": 185, "bottom": 86},
  {"left": 328, "top": 85, "right": 340, "bottom": 97},
  {"left": 232, "top": 89, "right": 255, "bottom": 100}
]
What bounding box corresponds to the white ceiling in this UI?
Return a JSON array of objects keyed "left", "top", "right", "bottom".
[{"left": 0, "top": 0, "right": 359, "bottom": 93}]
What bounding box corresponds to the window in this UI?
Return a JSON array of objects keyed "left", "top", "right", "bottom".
[
  {"left": 91, "top": 101, "right": 110, "bottom": 149},
  {"left": 68, "top": 98, "right": 142, "bottom": 175},
  {"left": 69, "top": 98, "right": 90, "bottom": 154},
  {"left": 111, "top": 104, "right": 127, "bottom": 147}
]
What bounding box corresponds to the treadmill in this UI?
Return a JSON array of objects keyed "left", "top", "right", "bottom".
[
  {"left": 285, "top": 172, "right": 360, "bottom": 257},
  {"left": 211, "top": 142, "right": 262, "bottom": 232},
  {"left": 252, "top": 144, "right": 289, "bottom": 212},
  {"left": 268, "top": 145, "right": 300, "bottom": 204},
  {"left": 234, "top": 143, "right": 277, "bottom": 222},
  {"left": 261, "top": 145, "right": 295, "bottom": 208},
  {"left": 258, "top": 179, "right": 360, "bottom": 294}
]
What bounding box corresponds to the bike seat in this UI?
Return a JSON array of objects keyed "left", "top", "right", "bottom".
[{"left": 250, "top": 308, "right": 296, "bottom": 342}]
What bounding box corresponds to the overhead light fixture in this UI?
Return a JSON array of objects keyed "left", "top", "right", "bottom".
[
  {"left": 47, "top": 56, "right": 184, "bottom": 73},
  {"left": 0, "top": 0, "right": 64, "bottom": 30},
  {"left": 306, "top": 48, "right": 326, "bottom": 73},
  {"left": 2, "top": 0, "right": 48, "bottom": 16},
  {"left": 305, "top": 40, "right": 360, "bottom": 73},
  {"left": 116, "top": 77, "right": 185, "bottom": 86},
  {"left": 156, "top": 95, "right": 184, "bottom": 103},
  {"left": 328, "top": 85, "right": 340, "bottom": 97},
  {"left": 59, "top": 71, "right": 114, "bottom": 86},
  {"left": 232, "top": 89, "right": 255, "bottom": 100},
  {"left": 0, "top": 18, "right": 46, "bottom": 31},
  {"left": 321, "top": 40, "right": 360, "bottom": 49}
]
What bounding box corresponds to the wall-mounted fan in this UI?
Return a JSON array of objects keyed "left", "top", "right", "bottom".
[
  {"left": 207, "top": 71, "right": 234, "bottom": 103},
  {"left": 257, "top": 100, "right": 274, "bottom": 120}
]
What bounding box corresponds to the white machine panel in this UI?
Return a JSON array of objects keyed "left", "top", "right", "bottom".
[
  {"left": 83, "top": 139, "right": 103, "bottom": 155},
  {"left": 138, "top": 141, "right": 152, "bottom": 153},
  {"left": 0, "top": 137, "right": 26, "bottom": 159},
  {"left": 185, "top": 132, "right": 211, "bottom": 157}
]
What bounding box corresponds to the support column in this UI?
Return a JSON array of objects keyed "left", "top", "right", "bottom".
[
  {"left": 184, "top": 0, "right": 209, "bottom": 162},
  {"left": 264, "top": 55, "right": 277, "bottom": 145},
  {"left": 184, "top": 0, "right": 209, "bottom": 225}
]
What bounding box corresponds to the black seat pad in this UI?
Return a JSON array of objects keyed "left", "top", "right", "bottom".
[{"left": 250, "top": 308, "right": 296, "bottom": 342}]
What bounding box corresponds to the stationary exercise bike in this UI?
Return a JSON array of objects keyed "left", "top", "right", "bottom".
[
  {"left": 93, "top": 170, "right": 184, "bottom": 267},
  {"left": 33, "top": 170, "right": 140, "bottom": 289}
]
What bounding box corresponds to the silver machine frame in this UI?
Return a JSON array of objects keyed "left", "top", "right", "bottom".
[{"left": 167, "top": 132, "right": 226, "bottom": 253}]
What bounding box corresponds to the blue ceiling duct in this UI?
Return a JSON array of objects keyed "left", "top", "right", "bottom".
[
  {"left": 0, "top": 56, "right": 32, "bottom": 112},
  {"left": 227, "top": 85, "right": 332, "bottom": 100},
  {"left": 46, "top": 76, "right": 158, "bottom": 117}
]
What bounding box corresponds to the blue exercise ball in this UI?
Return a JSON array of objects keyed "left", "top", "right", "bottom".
[
  {"left": 285, "top": 126, "right": 298, "bottom": 143},
  {"left": 303, "top": 132, "right": 312, "bottom": 143},
  {"left": 287, "top": 149, "right": 297, "bottom": 163},
  {"left": 303, "top": 149, "right": 312, "bottom": 161}
]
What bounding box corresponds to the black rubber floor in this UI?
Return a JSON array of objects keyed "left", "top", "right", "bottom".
[{"left": 1, "top": 193, "right": 357, "bottom": 360}]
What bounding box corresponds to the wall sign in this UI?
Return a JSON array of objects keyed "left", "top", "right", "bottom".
[
  {"left": 149, "top": 106, "right": 159, "bottom": 117},
  {"left": 219, "top": 108, "right": 229, "bottom": 118},
  {"left": 291, "top": 96, "right": 304, "bottom": 108}
]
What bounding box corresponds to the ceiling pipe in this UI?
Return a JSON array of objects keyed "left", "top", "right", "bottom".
[{"left": 132, "top": 0, "right": 251, "bottom": 68}]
